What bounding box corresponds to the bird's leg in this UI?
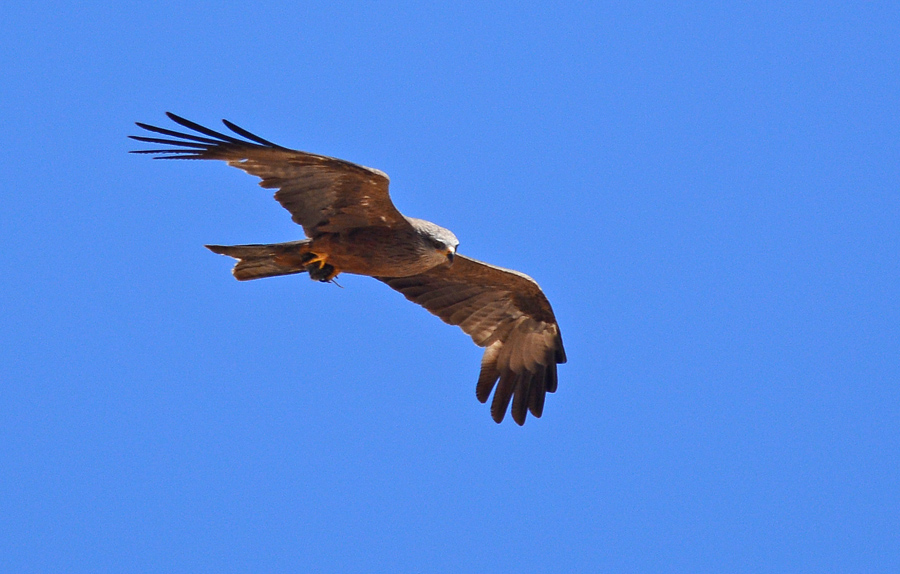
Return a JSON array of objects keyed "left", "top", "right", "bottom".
[
  {"left": 300, "top": 252, "right": 327, "bottom": 266},
  {"left": 301, "top": 252, "right": 341, "bottom": 282}
]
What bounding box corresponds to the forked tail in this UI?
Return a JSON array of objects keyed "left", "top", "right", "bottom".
[{"left": 206, "top": 240, "right": 312, "bottom": 281}]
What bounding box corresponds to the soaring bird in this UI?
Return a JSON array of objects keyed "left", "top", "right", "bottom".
[{"left": 130, "top": 113, "right": 566, "bottom": 424}]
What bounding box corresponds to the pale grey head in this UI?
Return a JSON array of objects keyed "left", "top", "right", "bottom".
[{"left": 405, "top": 216, "right": 459, "bottom": 265}]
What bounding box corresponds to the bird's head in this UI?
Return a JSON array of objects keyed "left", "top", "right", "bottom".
[
  {"left": 432, "top": 227, "right": 459, "bottom": 265},
  {"left": 408, "top": 217, "right": 459, "bottom": 266},
  {"left": 429, "top": 234, "right": 458, "bottom": 266}
]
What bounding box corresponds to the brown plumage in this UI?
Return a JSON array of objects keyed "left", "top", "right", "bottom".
[
  {"left": 130, "top": 113, "right": 566, "bottom": 424},
  {"left": 378, "top": 257, "right": 566, "bottom": 423}
]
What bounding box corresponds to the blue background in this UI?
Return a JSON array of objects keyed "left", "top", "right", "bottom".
[{"left": 2, "top": 2, "right": 898, "bottom": 572}]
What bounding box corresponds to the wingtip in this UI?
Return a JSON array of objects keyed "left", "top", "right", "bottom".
[
  {"left": 221, "top": 117, "right": 281, "bottom": 147},
  {"left": 556, "top": 343, "right": 567, "bottom": 364},
  {"left": 511, "top": 410, "right": 527, "bottom": 426}
]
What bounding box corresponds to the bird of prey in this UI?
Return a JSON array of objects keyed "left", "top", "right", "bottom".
[{"left": 130, "top": 113, "right": 566, "bottom": 425}]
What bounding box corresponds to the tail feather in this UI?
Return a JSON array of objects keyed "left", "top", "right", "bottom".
[{"left": 206, "top": 240, "right": 311, "bottom": 281}]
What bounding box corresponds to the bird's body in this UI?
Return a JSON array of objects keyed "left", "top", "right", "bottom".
[
  {"left": 311, "top": 223, "right": 452, "bottom": 277},
  {"left": 131, "top": 113, "right": 565, "bottom": 425},
  {"left": 212, "top": 219, "right": 458, "bottom": 281}
]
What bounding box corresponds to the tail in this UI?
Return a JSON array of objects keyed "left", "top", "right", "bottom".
[{"left": 206, "top": 240, "right": 312, "bottom": 281}]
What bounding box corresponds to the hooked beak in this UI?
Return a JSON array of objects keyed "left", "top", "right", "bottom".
[{"left": 446, "top": 248, "right": 456, "bottom": 264}]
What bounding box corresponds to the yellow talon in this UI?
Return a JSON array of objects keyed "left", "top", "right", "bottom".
[{"left": 303, "top": 253, "right": 328, "bottom": 267}]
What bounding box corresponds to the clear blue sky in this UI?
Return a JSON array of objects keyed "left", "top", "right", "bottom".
[{"left": 1, "top": 2, "right": 898, "bottom": 572}]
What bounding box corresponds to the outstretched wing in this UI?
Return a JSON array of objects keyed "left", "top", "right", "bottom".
[
  {"left": 130, "top": 113, "right": 408, "bottom": 237},
  {"left": 378, "top": 255, "right": 566, "bottom": 425}
]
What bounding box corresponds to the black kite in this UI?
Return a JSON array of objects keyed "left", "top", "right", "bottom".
[{"left": 130, "top": 113, "right": 566, "bottom": 424}]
